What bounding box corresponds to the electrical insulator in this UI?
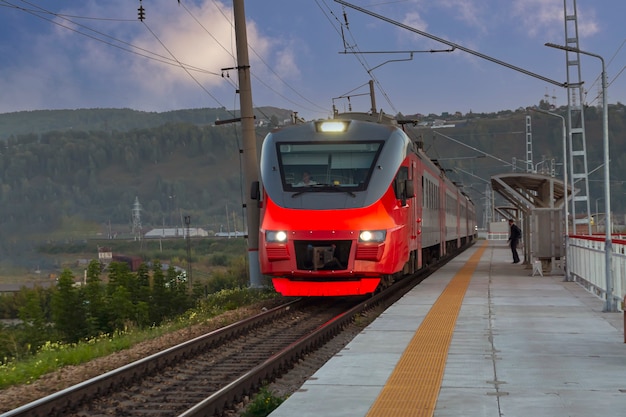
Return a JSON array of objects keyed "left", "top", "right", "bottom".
[{"left": 138, "top": 6, "right": 145, "bottom": 21}]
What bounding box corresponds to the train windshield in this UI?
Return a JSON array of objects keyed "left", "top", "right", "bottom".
[{"left": 277, "top": 141, "right": 383, "bottom": 192}]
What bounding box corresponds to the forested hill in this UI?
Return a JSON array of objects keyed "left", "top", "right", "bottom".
[
  {"left": 0, "top": 106, "right": 293, "bottom": 139},
  {"left": 0, "top": 107, "right": 293, "bottom": 268},
  {"left": 1, "top": 104, "right": 625, "bottom": 271}
]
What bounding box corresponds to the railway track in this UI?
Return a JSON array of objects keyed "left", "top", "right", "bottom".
[{"left": 2, "top": 252, "right": 458, "bottom": 417}]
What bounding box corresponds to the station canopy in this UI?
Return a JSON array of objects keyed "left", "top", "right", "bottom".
[{"left": 490, "top": 172, "right": 570, "bottom": 214}]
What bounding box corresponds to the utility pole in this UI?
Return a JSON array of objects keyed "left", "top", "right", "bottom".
[
  {"left": 233, "top": 0, "right": 262, "bottom": 287},
  {"left": 184, "top": 215, "right": 192, "bottom": 291}
]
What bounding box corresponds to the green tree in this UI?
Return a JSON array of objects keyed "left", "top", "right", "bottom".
[
  {"left": 0, "top": 323, "right": 19, "bottom": 363},
  {"left": 17, "top": 287, "right": 52, "bottom": 353},
  {"left": 166, "top": 265, "right": 190, "bottom": 315},
  {"left": 107, "top": 261, "right": 133, "bottom": 293},
  {"left": 84, "top": 260, "right": 109, "bottom": 335},
  {"left": 51, "top": 270, "right": 87, "bottom": 343},
  {"left": 149, "top": 261, "right": 168, "bottom": 324},
  {"left": 108, "top": 286, "right": 135, "bottom": 330}
]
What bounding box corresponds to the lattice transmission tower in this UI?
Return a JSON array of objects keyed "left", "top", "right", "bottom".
[
  {"left": 563, "top": 0, "right": 592, "bottom": 234},
  {"left": 132, "top": 196, "right": 142, "bottom": 241}
]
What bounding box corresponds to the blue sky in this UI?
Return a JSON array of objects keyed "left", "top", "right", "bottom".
[{"left": 0, "top": 0, "right": 624, "bottom": 121}]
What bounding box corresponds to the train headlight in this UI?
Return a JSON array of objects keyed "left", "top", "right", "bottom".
[
  {"left": 266, "top": 230, "right": 288, "bottom": 243},
  {"left": 316, "top": 120, "right": 349, "bottom": 133},
  {"left": 359, "top": 230, "right": 386, "bottom": 243}
]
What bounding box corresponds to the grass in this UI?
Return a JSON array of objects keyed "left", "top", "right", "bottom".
[
  {"left": 0, "top": 335, "right": 137, "bottom": 388},
  {"left": 0, "top": 287, "right": 280, "bottom": 390},
  {"left": 242, "top": 385, "right": 286, "bottom": 417}
]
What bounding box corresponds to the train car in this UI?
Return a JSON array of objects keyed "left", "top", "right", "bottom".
[{"left": 255, "top": 114, "right": 476, "bottom": 296}]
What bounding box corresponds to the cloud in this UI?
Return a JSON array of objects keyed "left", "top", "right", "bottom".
[
  {"left": 396, "top": 1, "right": 487, "bottom": 49},
  {"left": 129, "top": 2, "right": 241, "bottom": 97},
  {"left": 0, "top": 0, "right": 284, "bottom": 112},
  {"left": 438, "top": 0, "right": 484, "bottom": 30},
  {"left": 403, "top": 11, "right": 428, "bottom": 33},
  {"left": 512, "top": 0, "right": 599, "bottom": 39},
  {"left": 125, "top": 0, "right": 285, "bottom": 109},
  {"left": 273, "top": 43, "right": 301, "bottom": 81}
]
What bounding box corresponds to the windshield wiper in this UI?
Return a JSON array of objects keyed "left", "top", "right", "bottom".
[{"left": 291, "top": 184, "right": 356, "bottom": 198}]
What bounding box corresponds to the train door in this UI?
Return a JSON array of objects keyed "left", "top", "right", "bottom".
[
  {"left": 408, "top": 160, "right": 419, "bottom": 272},
  {"left": 439, "top": 178, "right": 446, "bottom": 257},
  {"left": 393, "top": 164, "right": 413, "bottom": 273},
  {"left": 454, "top": 190, "right": 463, "bottom": 249},
  {"left": 414, "top": 161, "right": 423, "bottom": 270}
]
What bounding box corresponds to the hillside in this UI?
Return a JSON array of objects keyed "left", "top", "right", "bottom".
[
  {"left": 0, "top": 107, "right": 294, "bottom": 272},
  {"left": 0, "top": 104, "right": 625, "bottom": 274},
  {"left": 0, "top": 107, "right": 294, "bottom": 140}
]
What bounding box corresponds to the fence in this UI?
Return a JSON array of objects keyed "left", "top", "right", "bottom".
[{"left": 567, "top": 235, "right": 626, "bottom": 311}]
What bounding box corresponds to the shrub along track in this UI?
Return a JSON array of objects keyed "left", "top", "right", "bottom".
[{"left": 3, "top": 247, "right": 464, "bottom": 417}]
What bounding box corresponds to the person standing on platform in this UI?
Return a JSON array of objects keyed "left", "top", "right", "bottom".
[{"left": 508, "top": 219, "right": 521, "bottom": 264}]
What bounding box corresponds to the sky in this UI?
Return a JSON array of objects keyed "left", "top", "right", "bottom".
[{"left": 0, "top": 0, "right": 624, "bottom": 121}]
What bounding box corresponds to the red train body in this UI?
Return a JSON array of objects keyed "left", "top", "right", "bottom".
[{"left": 257, "top": 114, "right": 476, "bottom": 296}]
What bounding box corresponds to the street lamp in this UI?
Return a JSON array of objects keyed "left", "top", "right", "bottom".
[
  {"left": 595, "top": 197, "right": 604, "bottom": 219},
  {"left": 545, "top": 42, "right": 613, "bottom": 311},
  {"left": 594, "top": 197, "right": 606, "bottom": 236}
]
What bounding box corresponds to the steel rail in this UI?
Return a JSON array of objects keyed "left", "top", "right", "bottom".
[
  {"left": 179, "top": 254, "right": 441, "bottom": 417},
  {"left": 0, "top": 299, "right": 302, "bottom": 417}
]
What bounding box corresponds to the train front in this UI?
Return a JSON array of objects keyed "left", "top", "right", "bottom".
[{"left": 258, "top": 119, "right": 412, "bottom": 296}]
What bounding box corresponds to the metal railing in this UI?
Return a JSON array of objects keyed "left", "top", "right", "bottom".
[
  {"left": 484, "top": 232, "right": 625, "bottom": 311},
  {"left": 486, "top": 232, "right": 509, "bottom": 241},
  {"left": 568, "top": 235, "right": 625, "bottom": 311}
]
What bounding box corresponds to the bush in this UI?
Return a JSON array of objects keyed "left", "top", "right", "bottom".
[{"left": 242, "top": 385, "right": 285, "bottom": 417}]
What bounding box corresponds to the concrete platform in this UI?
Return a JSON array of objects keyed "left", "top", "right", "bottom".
[{"left": 269, "top": 241, "right": 626, "bottom": 417}]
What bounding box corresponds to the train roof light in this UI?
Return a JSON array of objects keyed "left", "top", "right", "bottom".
[{"left": 317, "top": 120, "right": 349, "bottom": 133}]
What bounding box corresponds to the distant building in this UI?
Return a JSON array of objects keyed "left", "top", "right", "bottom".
[
  {"left": 112, "top": 254, "right": 143, "bottom": 271},
  {"left": 98, "top": 246, "right": 113, "bottom": 262},
  {"left": 214, "top": 231, "right": 247, "bottom": 238},
  {"left": 144, "top": 227, "right": 209, "bottom": 238}
]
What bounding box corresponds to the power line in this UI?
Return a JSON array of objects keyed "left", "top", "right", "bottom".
[
  {"left": 4, "top": 1, "right": 358, "bottom": 119},
  {"left": 318, "top": 0, "right": 399, "bottom": 114},
  {"left": 204, "top": 0, "right": 329, "bottom": 115},
  {"left": 2, "top": 0, "right": 220, "bottom": 76},
  {"left": 141, "top": 21, "right": 233, "bottom": 112},
  {"left": 574, "top": 37, "right": 625, "bottom": 106}
]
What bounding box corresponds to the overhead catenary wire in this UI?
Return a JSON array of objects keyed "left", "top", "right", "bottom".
[
  {"left": 5, "top": 0, "right": 329, "bottom": 120},
  {"left": 585, "top": 37, "right": 625, "bottom": 105},
  {"left": 185, "top": 0, "right": 329, "bottom": 116},
  {"left": 317, "top": 0, "right": 399, "bottom": 114},
  {"left": 141, "top": 21, "right": 232, "bottom": 114},
  {"left": 1, "top": 0, "right": 220, "bottom": 76}
]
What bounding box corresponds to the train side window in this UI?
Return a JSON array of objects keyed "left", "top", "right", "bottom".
[{"left": 393, "top": 166, "right": 408, "bottom": 200}]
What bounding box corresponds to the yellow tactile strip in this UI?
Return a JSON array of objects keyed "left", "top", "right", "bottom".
[{"left": 366, "top": 241, "right": 488, "bottom": 417}]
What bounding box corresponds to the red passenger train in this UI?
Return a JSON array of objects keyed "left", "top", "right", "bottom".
[{"left": 256, "top": 113, "right": 477, "bottom": 296}]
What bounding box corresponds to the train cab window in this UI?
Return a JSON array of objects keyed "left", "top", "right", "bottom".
[{"left": 277, "top": 141, "right": 383, "bottom": 191}]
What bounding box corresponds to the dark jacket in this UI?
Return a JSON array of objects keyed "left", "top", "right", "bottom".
[{"left": 509, "top": 223, "right": 521, "bottom": 243}]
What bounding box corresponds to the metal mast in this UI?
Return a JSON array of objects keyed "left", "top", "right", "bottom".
[
  {"left": 563, "top": 0, "right": 592, "bottom": 234},
  {"left": 525, "top": 115, "right": 533, "bottom": 172},
  {"left": 132, "top": 196, "right": 142, "bottom": 241},
  {"left": 484, "top": 185, "right": 493, "bottom": 227}
]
